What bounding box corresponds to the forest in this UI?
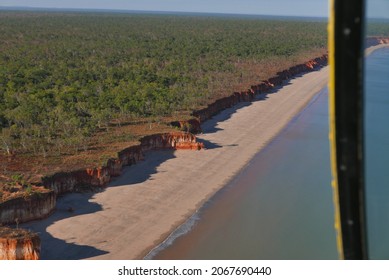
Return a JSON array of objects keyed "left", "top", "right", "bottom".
[
  {"left": 0, "top": 12, "right": 329, "bottom": 156},
  {"left": 0, "top": 12, "right": 388, "bottom": 159}
]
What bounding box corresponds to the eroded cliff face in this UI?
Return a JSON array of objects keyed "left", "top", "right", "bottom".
[
  {"left": 193, "top": 54, "right": 328, "bottom": 123},
  {"left": 366, "top": 36, "right": 389, "bottom": 48},
  {"left": 0, "top": 191, "right": 56, "bottom": 225},
  {"left": 0, "top": 227, "right": 40, "bottom": 260},
  {"left": 42, "top": 132, "right": 203, "bottom": 195},
  {"left": 170, "top": 119, "right": 202, "bottom": 134},
  {"left": 0, "top": 132, "right": 202, "bottom": 226},
  {"left": 118, "top": 145, "right": 144, "bottom": 167},
  {"left": 141, "top": 132, "right": 203, "bottom": 151}
]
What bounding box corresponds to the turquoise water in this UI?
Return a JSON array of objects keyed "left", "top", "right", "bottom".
[{"left": 153, "top": 48, "right": 389, "bottom": 260}]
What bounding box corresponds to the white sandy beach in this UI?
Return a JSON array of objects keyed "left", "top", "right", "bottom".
[{"left": 25, "top": 64, "right": 330, "bottom": 260}]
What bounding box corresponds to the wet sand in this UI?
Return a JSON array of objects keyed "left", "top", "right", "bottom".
[{"left": 25, "top": 65, "right": 329, "bottom": 260}]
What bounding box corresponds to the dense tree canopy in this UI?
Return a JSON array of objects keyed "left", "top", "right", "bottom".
[{"left": 0, "top": 12, "right": 386, "bottom": 156}]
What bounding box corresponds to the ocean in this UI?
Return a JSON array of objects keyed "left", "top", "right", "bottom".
[
  {"left": 365, "top": 47, "right": 389, "bottom": 259},
  {"left": 151, "top": 47, "right": 389, "bottom": 260}
]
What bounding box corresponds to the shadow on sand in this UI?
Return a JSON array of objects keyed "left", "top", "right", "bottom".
[
  {"left": 109, "top": 150, "right": 177, "bottom": 187},
  {"left": 200, "top": 89, "right": 273, "bottom": 135},
  {"left": 21, "top": 150, "right": 180, "bottom": 259},
  {"left": 199, "top": 75, "right": 311, "bottom": 136},
  {"left": 22, "top": 192, "right": 108, "bottom": 260},
  {"left": 17, "top": 75, "right": 305, "bottom": 260},
  {"left": 18, "top": 73, "right": 312, "bottom": 259}
]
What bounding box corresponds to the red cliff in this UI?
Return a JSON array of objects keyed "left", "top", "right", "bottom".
[
  {"left": 42, "top": 132, "right": 203, "bottom": 195},
  {"left": 0, "top": 227, "right": 40, "bottom": 260},
  {"left": 192, "top": 54, "right": 328, "bottom": 124},
  {"left": 140, "top": 132, "right": 203, "bottom": 151},
  {"left": 366, "top": 36, "right": 389, "bottom": 48}
]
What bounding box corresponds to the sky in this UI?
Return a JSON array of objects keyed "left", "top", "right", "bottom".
[{"left": 0, "top": 0, "right": 388, "bottom": 19}]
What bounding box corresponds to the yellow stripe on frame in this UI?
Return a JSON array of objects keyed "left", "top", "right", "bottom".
[{"left": 328, "top": 0, "right": 344, "bottom": 260}]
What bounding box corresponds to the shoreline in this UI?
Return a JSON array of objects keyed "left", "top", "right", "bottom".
[
  {"left": 151, "top": 87, "right": 337, "bottom": 260},
  {"left": 142, "top": 70, "right": 330, "bottom": 260},
  {"left": 20, "top": 44, "right": 388, "bottom": 260},
  {"left": 144, "top": 45, "right": 389, "bottom": 259},
  {"left": 136, "top": 65, "right": 330, "bottom": 259},
  {"left": 24, "top": 64, "right": 329, "bottom": 260},
  {"left": 365, "top": 43, "right": 389, "bottom": 56}
]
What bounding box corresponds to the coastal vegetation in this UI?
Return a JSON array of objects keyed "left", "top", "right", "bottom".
[
  {"left": 0, "top": 12, "right": 327, "bottom": 157},
  {"left": 368, "top": 22, "right": 389, "bottom": 36}
]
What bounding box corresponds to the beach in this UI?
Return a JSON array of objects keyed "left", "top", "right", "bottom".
[
  {"left": 25, "top": 44, "right": 388, "bottom": 259},
  {"left": 25, "top": 43, "right": 388, "bottom": 259},
  {"left": 152, "top": 45, "right": 389, "bottom": 260},
  {"left": 23, "top": 62, "right": 330, "bottom": 259}
]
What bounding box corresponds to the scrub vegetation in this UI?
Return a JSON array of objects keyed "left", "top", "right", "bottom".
[{"left": 0, "top": 12, "right": 327, "bottom": 157}]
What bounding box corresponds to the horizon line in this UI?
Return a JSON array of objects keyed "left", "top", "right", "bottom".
[
  {"left": 1, "top": 5, "right": 388, "bottom": 20},
  {"left": 0, "top": 5, "right": 329, "bottom": 19}
]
